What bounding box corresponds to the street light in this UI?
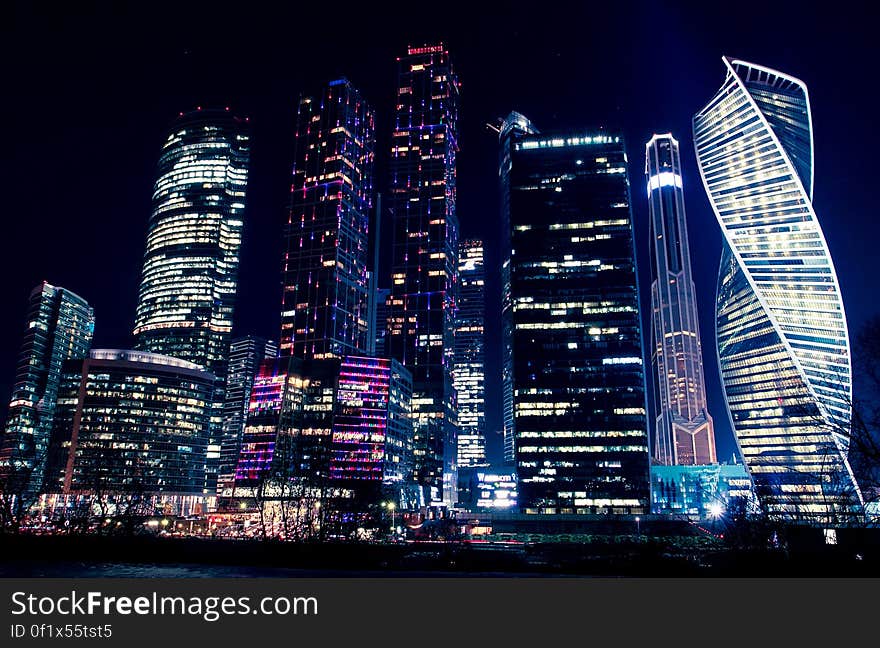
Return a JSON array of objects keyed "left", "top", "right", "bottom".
[
  {"left": 383, "top": 501, "right": 397, "bottom": 535},
  {"left": 635, "top": 516, "right": 641, "bottom": 537}
]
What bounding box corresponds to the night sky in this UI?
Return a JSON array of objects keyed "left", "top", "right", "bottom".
[{"left": 5, "top": 1, "right": 878, "bottom": 465}]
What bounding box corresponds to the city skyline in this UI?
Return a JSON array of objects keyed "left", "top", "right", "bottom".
[{"left": 5, "top": 3, "right": 879, "bottom": 472}]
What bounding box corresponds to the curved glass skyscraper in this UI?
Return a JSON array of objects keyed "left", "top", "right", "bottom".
[
  {"left": 133, "top": 107, "right": 249, "bottom": 375},
  {"left": 646, "top": 134, "right": 716, "bottom": 466},
  {"left": 694, "top": 57, "right": 863, "bottom": 523}
]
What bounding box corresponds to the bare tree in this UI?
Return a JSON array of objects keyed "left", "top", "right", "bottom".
[
  {"left": 0, "top": 440, "right": 49, "bottom": 534},
  {"left": 850, "top": 315, "right": 880, "bottom": 520}
]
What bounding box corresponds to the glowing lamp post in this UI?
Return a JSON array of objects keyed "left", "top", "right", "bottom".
[{"left": 383, "top": 501, "right": 397, "bottom": 535}]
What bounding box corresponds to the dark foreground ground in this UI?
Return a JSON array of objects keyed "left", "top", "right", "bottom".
[{"left": 2, "top": 532, "right": 879, "bottom": 577}]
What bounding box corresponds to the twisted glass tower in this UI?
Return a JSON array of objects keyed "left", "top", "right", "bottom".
[
  {"left": 646, "top": 134, "right": 716, "bottom": 466},
  {"left": 694, "top": 57, "right": 863, "bottom": 523}
]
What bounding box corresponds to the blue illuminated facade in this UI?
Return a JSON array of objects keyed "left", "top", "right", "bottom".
[{"left": 0, "top": 282, "right": 94, "bottom": 496}]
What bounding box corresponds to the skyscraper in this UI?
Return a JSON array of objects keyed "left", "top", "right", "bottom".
[
  {"left": 133, "top": 107, "right": 250, "bottom": 375},
  {"left": 645, "top": 134, "right": 716, "bottom": 466},
  {"left": 498, "top": 111, "right": 539, "bottom": 465},
  {"left": 1, "top": 282, "right": 94, "bottom": 495},
  {"left": 234, "top": 79, "right": 389, "bottom": 504},
  {"left": 132, "top": 107, "right": 250, "bottom": 493},
  {"left": 218, "top": 336, "right": 277, "bottom": 494},
  {"left": 455, "top": 239, "right": 487, "bottom": 467},
  {"left": 280, "top": 79, "right": 375, "bottom": 360},
  {"left": 694, "top": 57, "right": 863, "bottom": 523},
  {"left": 386, "top": 44, "right": 461, "bottom": 505},
  {"left": 507, "top": 126, "right": 650, "bottom": 515}
]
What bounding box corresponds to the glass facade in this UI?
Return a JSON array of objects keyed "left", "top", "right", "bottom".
[
  {"left": 455, "top": 239, "right": 487, "bottom": 467},
  {"left": 44, "top": 349, "right": 215, "bottom": 495},
  {"left": 499, "top": 112, "right": 540, "bottom": 465},
  {"left": 508, "top": 129, "right": 650, "bottom": 515},
  {"left": 0, "top": 282, "right": 94, "bottom": 496},
  {"left": 280, "top": 79, "right": 375, "bottom": 360},
  {"left": 330, "top": 356, "right": 413, "bottom": 485},
  {"left": 133, "top": 107, "right": 249, "bottom": 373},
  {"left": 646, "top": 134, "right": 716, "bottom": 465},
  {"left": 132, "top": 107, "right": 250, "bottom": 494},
  {"left": 386, "top": 44, "right": 461, "bottom": 505},
  {"left": 233, "top": 356, "right": 413, "bottom": 497},
  {"left": 218, "top": 336, "right": 278, "bottom": 494},
  {"left": 233, "top": 358, "right": 337, "bottom": 490},
  {"left": 694, "top": 57, "right": 863, "bottom": 523},
  {"left": 651, "top": 463, "right": 753, "bottom": 519}
]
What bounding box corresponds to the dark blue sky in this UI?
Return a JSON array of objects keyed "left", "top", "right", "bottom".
[{"left": 4, "top": 1, "right": 878, "bottom": 465}]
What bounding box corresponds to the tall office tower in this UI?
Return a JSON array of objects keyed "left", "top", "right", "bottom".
[
  {"left": 280, "top": 79, "right": 375, "bottom": 360},
  {"left": 386, "top": 44, "right": 461, "bottom": 505},
  {"left": 498, "top": 112, "right": 539, "bottom": 464},
  {"left": 694, "top": 57, "right": 863, "bottom": 523},
  {"left": 0, "top": 282, "right": 94, "bottom": 495},
  {"left": 132, "top": 107, "right": 250, "bottom": 493},
  {"left": 217, "top": 336, "right": 277, "bottom": 493},
  {"left": 508, "top": 128, "right": 650, "bottom": 515},
  {"left": 646, "top": 134, "right": 716, "bottom": 466},
  {"left": 133, "top": 107, "right": 249, "bottom": 373},
  {"left": 44, "top": 349, "right": 215, "bottom": 498},
  {"left": 455, "top": 239, "right": 487, "bottom": 467}
]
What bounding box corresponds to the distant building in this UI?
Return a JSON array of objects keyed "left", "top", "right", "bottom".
[
  {"left": 694, "top": 57, "right": 863, "bottom": 523},
  {"left": 44, "top": 349, "right": 215, "bottom": 497},
  {"left": 132, "top": 107, "right": 251, "bottom": 494},
  {"left": 218, "top": 336, "right": 277, "bottom": 493},
  {"left": 0, "top": 282, "right": 94, "bottom": 495},
  {"left": 386, "top": 44, "right": 461, "bottom": 506},
  {"left": 455, "top": 239, "right": 487, "bottom": 468},
  {"left": 651, "top": 463, "right": 753, "bottom": 519},
  {"left": 645, "top": 134, "right": 716, "bottom": 466},
  {"left": 506, "top": 125, "right": 650, "bottom": 515}
]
